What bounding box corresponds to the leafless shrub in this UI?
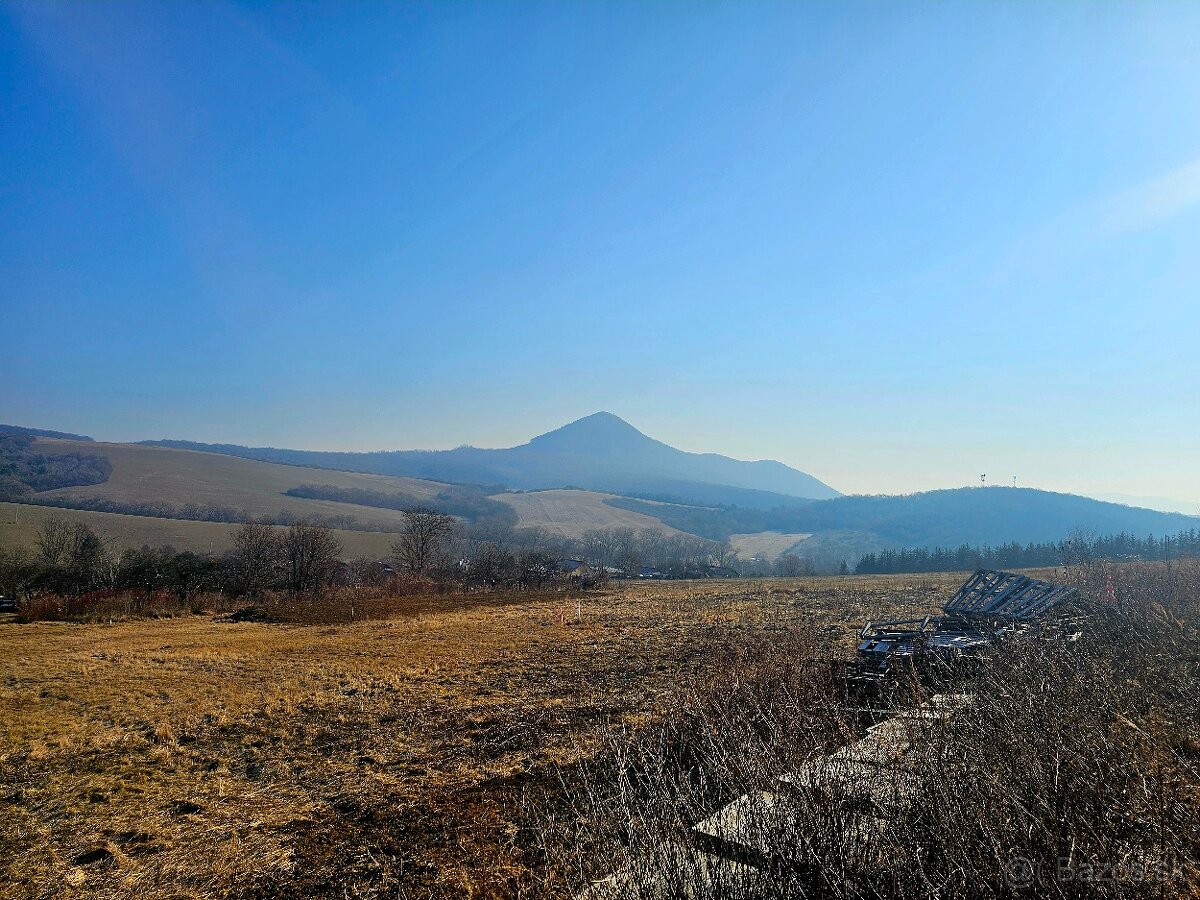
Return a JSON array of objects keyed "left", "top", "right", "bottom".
[
  {"left": 520, "top": 561, "right": 1200, "bottom": 899},
  {"left": 391, "top": 507, "right": 457, "bottom": 577}
]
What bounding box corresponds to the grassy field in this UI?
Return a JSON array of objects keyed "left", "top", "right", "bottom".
[
  {"left": 728, "top": 531, "right": 813, "bottom": 560},
  {"left": 488, "top": 489, "right": 685, "bottom": 537},
  {"left": 32, "top": 438, "right": 449, "bottom": 530},
  {"left": 0, "top": 574, "right": 950, "bottom": 899},
  {"left": 0, "top": 501, "right": 400, "bottom": 558},
  {"left": 21, "top": 440, "right": 695, "bottom": 549}
]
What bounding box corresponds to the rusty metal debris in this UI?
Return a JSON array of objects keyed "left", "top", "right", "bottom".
[{"left": 855, "top": 569, "right": 1078, "bottom": 677}]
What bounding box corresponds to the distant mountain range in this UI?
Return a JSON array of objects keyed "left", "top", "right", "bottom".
[
  {"left": 141, "top": 412, "right": 842, "bottom": 509},
  {"left": 3, "top": 415, "right": 1196, "bottom": 567},
  {"left": 611, "top": 486, "right": 1200, "bottom": 549}
]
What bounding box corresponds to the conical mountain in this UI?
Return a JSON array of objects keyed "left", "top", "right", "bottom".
[{"left": 140, "top": 412, "right": 841, "bottom": 507}]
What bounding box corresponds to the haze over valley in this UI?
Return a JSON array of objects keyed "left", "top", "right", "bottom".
[{"left": 4, "top": 413, "right": 1195, "bottom": 573}]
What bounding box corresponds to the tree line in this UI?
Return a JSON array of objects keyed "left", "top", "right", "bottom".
[
  {"left": 0, "top": 509, "right": 739, "bottom": 614},
  {"left": 19, "top": 494, "right": 392, "bottom": 532},
  {"left": 284, "top": 483, "right": 518, "bottom": 527},
  {"left": 854, "top": 528, "right": 1200, "bottom": 575}
]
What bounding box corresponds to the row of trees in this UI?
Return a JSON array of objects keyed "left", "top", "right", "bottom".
[
  {"left": 574, "top": 527, "right": 736, "bottom": 575},
  {"left": 0, "top": 517, "right": 348, "bottom": 602},
  {"left": 23, "top": 495, "right": 386, "bottom": 531},
  {"left": 0, "top": 509, "right": 623, "bottom": 606},
  {"left": 854, "top": 528, "right": 1200, "bottom": 575},
  {"left": 0, "top": 506, "right": 748, "bottom": 609}
]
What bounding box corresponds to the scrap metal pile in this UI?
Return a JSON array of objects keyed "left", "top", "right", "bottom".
[{"left": 856, "top": 569, "right": 1079, "bottom": 677}]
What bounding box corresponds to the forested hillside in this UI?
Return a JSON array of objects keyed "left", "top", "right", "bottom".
[
  {"left": 0, "top": 434, "right": 111, "bottom": 498},
  {"left": 610, "top": 486, "right": 1198, "bottom": 550}
]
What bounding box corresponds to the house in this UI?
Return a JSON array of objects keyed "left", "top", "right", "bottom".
[{"left": 637, "top": 566, "right": 664, "bottom": 579}]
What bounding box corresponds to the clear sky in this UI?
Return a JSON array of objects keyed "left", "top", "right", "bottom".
[{"left": 3, "top": 2, "right": 1199, "bottom": 505}]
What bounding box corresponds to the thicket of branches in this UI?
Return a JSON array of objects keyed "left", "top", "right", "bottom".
[
  {"left": 520, "top": 560, "right": 1200, "bottom": 898},
  {"left": 0, "top": 517, "right": 347, "bottom": 619},
  {"left": 0, "top": 509, "right": 740, "bottom": 621}
]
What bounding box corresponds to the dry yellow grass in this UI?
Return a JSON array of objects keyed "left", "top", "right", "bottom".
[
  {"left": 0, "top": 575, "right": 952, "bottom": 899},
  {"left": 729, "top": 531, "right": 814, "bottom": 560},
  {"left": 0, "top": 501, "right": 400, "bottom": 558},
  {"left": 488, "top": 489, "right": 685, "bottom": 538},
  {"left": 33, "top": 438, "right": 448, "bottom": 530}
]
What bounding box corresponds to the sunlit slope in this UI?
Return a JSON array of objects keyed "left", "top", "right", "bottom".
[
  {"left": 143, "top": 412, "right": 841, "bottom": 508},
  {"left": 0, "top": 501, "right": 398, "bottom": 557},
  {"left": 32, "top": 438, "right": 450, "bottom": 530},
  {"left": 729, "top": 532, "right": 814, "bottom": 560},
  {"left": 489, "top": 489, "right": 687, "bottom": 538}
]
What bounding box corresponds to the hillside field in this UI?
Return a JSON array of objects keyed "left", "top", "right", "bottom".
[
  {"left": 489, "top": 489, "right": 685, "bottom": 537},
  {"left": 729, "top": 530, "right": 813, "bottom": 560},
  {"left": 0, "top": 575, "right": 948, "bottom": 899},
  {"left": 31, "top": 438, "right": 450, "bottom": 531},
  {"left": 0, "top": 501, "right": 399, "bottom": 558}
]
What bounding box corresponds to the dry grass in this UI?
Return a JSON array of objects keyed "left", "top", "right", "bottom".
[
  {"left": 526, "top": 562, "right": 1200, "bottom": 900},
  {"left": 0, "top": 574, "right": 952, "bottom": 899},
  {"left": 488, "top": 490, "right": 687, "bottom": 538},
  {"left": 0, "top": 501, "right": 401, "bottom": 558},
  {"left": 31, "top": 438, "right": 447, "bottom": 530},
  {"left": 728, "top": 532, "right": 813, "bottom": 561}
]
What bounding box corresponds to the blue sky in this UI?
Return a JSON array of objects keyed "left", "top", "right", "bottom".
[{"left": 2, "top": 1, "right": 1199, "bottom": 505}]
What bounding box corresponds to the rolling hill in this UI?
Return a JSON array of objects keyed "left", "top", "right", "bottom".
[
  {"left": 30, "top": 438, "right": 450, "bottom": 531},
  {"left": 610, "top": 486, "right": 1199, "bottom": 553},
  {"left": 0, "top": 434, "right": 699, "bottom": 551},
  {"left": 1, "top": 422, "right": 1195, "bottom": 568},
  {"left": 0, "top": 501, "right": 399, "bottom": 558},
  {"left": 491, "top": 489, "right": 688, "bottom": 537},
  {"left": 141, "top": 412, "right": 841, "bottom": 508}
]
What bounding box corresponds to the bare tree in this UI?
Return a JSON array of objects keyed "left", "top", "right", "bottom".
[
  {"left": 713, "top": 539, "right": 739, "bottom": 569},
  {"left": 391, "top": 508, "right": 456, "bottom": 577},
  {"left": 774, "top": 553, "right": 803, "bottom": 577},
  {"left": 580, "top": 528, "right": 620, "bottom": 567},
  {"left": 609, "top": 527, "right": 642, "bottom": 574},
  {"left": 230, "top": 522, "right": 282, "bottom": 597},
  {"left": 347, "top": 557, "right": 387, "bottom": 588},
  {"left": 282, "top": 523, "right": 343, "bottom": 595},
  {"left": 61, "top": 522, "right": 110, "bottom": 596},
  {"left": 35, "top": 515, "right": 73, "bottom": 567},
  {"left": 464, "top": 540, "right": 519, "bottom": 589}
]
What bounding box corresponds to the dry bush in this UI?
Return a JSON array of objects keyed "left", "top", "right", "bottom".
[
  {"left": 14, "top": 588, "right": 240, "bottom": 623},
  {"left": 521, "top": 561, "right": 1200, "bottom": 898}
]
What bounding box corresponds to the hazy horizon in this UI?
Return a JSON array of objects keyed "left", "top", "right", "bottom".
[
  {"left": 10, "top": 410, "right": 1199, "bottom": 513},
  {"left": 4, "top": 2, "right": 1199, "bottom": 505}
]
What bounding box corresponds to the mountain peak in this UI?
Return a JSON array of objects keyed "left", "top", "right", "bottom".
[{"left": 526, "top": 412, "right": 652, "bottom": 452}]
